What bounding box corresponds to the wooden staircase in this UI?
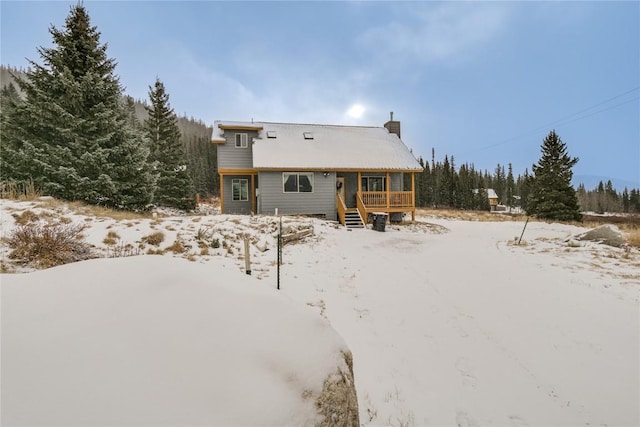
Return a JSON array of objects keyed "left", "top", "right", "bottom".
[{"left": 344, "top": 209, "right": 365, "bottom": 229}]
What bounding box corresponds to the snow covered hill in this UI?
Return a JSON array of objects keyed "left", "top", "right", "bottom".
[
  {"left": 1, "top": 256, "right": 358, "bottom": 426},
  {"left": 1, "top": 198, "right": 638, "bottom": 426}
]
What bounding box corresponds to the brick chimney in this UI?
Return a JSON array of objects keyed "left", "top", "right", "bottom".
[{"left": 384, "top": 111, "right": 401, "bottom": 138}]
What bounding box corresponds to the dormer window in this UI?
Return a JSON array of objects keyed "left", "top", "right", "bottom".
[
  {"left": 303, "top": 132, "right": 314, "bottom": 140},
  {"left": 267, "top": 131, "right": 277, "bottom": 138},
  {"left": 235, "top": 133, "right": 248, "bottom": 148}
]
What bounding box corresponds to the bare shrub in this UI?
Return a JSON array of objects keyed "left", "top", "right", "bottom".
[
  {"left": 107, "top": 242, "right": 139, "bottom": 258},
  {"left": 142, "top": 231, "right": 165, "bottom": 246},
  {"left": 196, "top": 226, "right": 212, "bottom": 241},
  {"left": 8, "top": 222, "right": 93, "bottom": 268}
]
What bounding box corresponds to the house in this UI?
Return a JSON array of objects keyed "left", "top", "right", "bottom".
[
  {"left": 212, "top": 116, "right": 423, "bottom": 227},
  {"left": 487, "top": 188, "right": 499, "bottom": 211}
]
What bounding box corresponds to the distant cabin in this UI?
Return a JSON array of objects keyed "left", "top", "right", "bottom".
[{"left": 487, "top": 189, "right": 499, "bottom": 211}]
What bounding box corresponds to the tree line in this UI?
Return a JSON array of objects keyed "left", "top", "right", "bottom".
[
  {"left": 409, "top": 130, "right": 583, "bottom": 220},
  {"left": 411, "top": 148, "right": 638, "bottom": 215},
  {"left": 576, "top": 182, "right": 640, "bottom": 214}
]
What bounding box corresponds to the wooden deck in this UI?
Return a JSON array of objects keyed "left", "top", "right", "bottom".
[{"left": 357, "top": 191, "right": 416, "bottom": 221}]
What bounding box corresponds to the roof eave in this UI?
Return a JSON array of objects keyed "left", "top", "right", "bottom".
[{"left": 218, "top": 124, "right": 264, "bottom": 131}]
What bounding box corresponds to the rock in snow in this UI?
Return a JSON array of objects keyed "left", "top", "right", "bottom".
[
  {"left": 1, "top": 256, "right": 358, "bottom": 426},
  {"left": 575, "top": 224, "right": 627, "bottom": 247}
]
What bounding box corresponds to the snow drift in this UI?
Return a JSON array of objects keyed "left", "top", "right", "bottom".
[{"left": 1, "top": 256, "right": 358, "bottom": 426}]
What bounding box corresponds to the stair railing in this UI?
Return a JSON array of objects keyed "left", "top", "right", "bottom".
[{"left": 336, "top": 193, "right": 347, "bottom": 225}]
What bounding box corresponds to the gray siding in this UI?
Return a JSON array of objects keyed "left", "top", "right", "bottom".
[
  {"left": 217, "top": 130, "right": 259, "bottom": 169},
  {"left": 223, "top": 175, "right": 252, "bottom": 214},
  {"left": 258, "top": 171, "right": 336, "bottom": 218}
]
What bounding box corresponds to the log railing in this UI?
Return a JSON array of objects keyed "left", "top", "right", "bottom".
[
  {"left": 356, "top": 192, "right": 367, "bottom": 224},
  {"left": 336, "top": 193, "right": 347, "bottom": 225},
  {"left": 359, "top": 191, "right": 413, "bottom": 208}
]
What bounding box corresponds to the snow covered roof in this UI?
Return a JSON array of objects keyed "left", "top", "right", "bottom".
[
  {"left": 487, "top": 189, "right": 498, "bottom": 199},
  {"left": 216, "top": 121, "right": 423, "bottom": 171}
]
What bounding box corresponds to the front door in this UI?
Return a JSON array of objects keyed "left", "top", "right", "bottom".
[{"left": 336, "top": 177, "right": 346, "bottom": 203}]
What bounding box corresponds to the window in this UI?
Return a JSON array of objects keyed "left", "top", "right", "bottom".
[
  {"left": 283, "top": 172, "right": 314, "bottom": 193},
  {"left": 232, "top": 179, "right": 249, "bottom": 201},
  {"left": 361, "top": 176, "right": 385, "bottom": 191},
  {"left": 235, "top": 133, "right": 248, "bottom": 148}
]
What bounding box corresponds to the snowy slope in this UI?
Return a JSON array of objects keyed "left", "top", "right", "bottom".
[
  {"left": 1, "top": 256, "right": 352, "bottom": 426},
  {"left": 279, "top": 219, "right": 639, "bottom": 426},
  {"left": 1, "top": 198, "right": 638, "bottom": 426}
]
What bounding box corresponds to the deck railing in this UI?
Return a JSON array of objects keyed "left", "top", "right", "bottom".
[{"left": 360, "top": 191, "right": 413, "bottom": 208}]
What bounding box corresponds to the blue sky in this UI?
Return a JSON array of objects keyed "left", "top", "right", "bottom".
[{"left": 2, "top": 1, "right": 639, "bottom": 189}]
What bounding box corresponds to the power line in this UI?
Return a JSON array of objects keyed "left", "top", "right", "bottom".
[{"left": 461, "top": 86, "right": 640, "bottom": 155}]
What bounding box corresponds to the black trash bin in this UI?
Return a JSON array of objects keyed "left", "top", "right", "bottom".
[{"left": 372, "top": 213, "right": 387, "bottom": 232}]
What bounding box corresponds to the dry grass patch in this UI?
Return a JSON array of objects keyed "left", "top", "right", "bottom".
[
  {"left": 141, "top": 231, "right": 165, "bottom": 246},
  {"left": 62, "top": 201, "right": 150, "bottom": 221},
  {"left": 622, "top": 226, "right": 640, "bottom": 249},
  {"left": 103, "top": 231, "right": 120, "bottom": 245},
  {"left": 416, "top": 208, "right": 525, "bottom": 222},
  {"left": 12, "top": 210, "right": 41, "bottom": 225},
  {"left": 166, "top": 239, "right": 186, "bottom": 254},
  {"left": 0, "top": 180, "right": 40, "bottom": 201}
]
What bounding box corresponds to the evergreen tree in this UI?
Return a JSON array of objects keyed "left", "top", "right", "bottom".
[
  {"left": 506, "top": 163, "right": 515, "bottom": 208},
  {"left": 622, "top": 187, "right": 630, "bottom": 213},
  {"left": 528, "top": 130, "right": 581, "bottom": 221},
  {"left": 0, "top": 5, "right": 155, "bottom": 209},
  {"left": 494, "top": 163, "right": 505, "bottom": 204},
  {"left": 0, "top": 83, "right": 23, "bottom": 181},
  {"left": 630, "top": 189, "right": 640, "bottom": 213},
  {"left": 178, "top": 117, "right": 218, "bottom": 196},
  {"left": 144, "top": 78, "right": 195, "bottom": 210},
  {"left": 439, "top": 156, "right": 453, "bottom": 207}
]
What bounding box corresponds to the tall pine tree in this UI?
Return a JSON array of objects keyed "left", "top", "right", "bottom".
[
  {"left": 528, "top": 130, "right": 582, "bottom": 221},
  {"left": 144, "top": 78, "right": 195, "bottom": 210},
  {"left": 0, "top": 4, "right": 156, "bottom": 209}
]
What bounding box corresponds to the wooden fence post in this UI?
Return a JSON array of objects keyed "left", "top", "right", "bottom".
[{"left": 244, "top": 237, "right": 251, "bottom": 275}]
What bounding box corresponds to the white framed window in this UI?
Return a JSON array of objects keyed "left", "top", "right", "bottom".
[
  {"left": 283, "top": 172, "right": 314, "bottom": 193},
  {"left": 235, "top": 133, "right": 248, "bottom": 148},
  {"left": 361, "top": 176, "right": 385, "bottom": 191},
  {"left": 232, "top": 179, "right": 249, "bottom": 201}
]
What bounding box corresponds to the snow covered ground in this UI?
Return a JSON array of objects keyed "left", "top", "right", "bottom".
[
  {"left": 2, "top": 256, "right": 353, "bottom": 426},
  {"left": 1, "top": 198, "right": 639, "bottom": 426}
]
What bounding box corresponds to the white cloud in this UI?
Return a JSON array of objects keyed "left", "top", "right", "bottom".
[
  {"left": 174, "top": 47, "right": 385, "bottom": 126},
  {"left": 358, "top": 3, "right": 510, "bottom": 64}
]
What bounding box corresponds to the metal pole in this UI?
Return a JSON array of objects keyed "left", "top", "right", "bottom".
[
  {"left": 518, "top": 217, "right": 529, "bottom": 245},
  {"left": 277, "top": 216, "right": 282, "bottom": 290}
]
